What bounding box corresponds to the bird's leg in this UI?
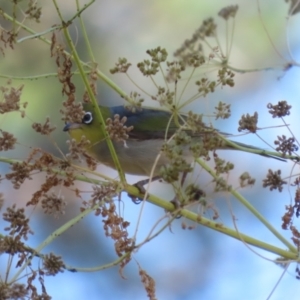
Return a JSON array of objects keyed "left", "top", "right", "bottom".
[
  {"left": 134, "top": 176, "right": 161, "bottom": 194},
  {"left": 129, "top": 176, "right": 161, "bottom": 204}
]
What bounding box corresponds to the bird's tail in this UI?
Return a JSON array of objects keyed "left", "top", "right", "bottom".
[{"left": 227, "top": 140, "right": 286, "bottom": 162}]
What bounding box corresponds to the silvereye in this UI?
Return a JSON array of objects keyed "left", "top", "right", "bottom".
[{"left": 63, "top": 103, "right": 284, "bottom": 176}]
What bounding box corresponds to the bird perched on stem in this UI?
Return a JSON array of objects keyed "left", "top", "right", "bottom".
[{"left": 63, "top": 103, "right": 285, "bottom": 182}]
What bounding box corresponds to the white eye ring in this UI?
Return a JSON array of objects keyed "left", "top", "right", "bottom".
[{"left": 82, "top": 111, "right": 93, "bottom": 124}]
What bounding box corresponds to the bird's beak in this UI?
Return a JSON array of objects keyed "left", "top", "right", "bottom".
[{"left": 63, "top": 123, "right": 81, "bottom": 132}]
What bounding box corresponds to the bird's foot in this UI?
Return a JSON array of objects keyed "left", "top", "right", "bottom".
[
  {"left": 170, "top": 196, "right": 182, "bottom": 218},
  {"left": 128, "top": 176, "right": 161, "bottom": 204}
]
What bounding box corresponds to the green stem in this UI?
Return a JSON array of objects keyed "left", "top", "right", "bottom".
[
  {"left": 1, "top": 156, "right": 298, "bottom": 260},
  {"left": 196, "top": 158, "right": 298, "bottom": 253},
  {"left": 76, "top": 0, "right": 96, "bottom": 62},
  {"left": 59, "top": 17, "right": 126, "bottom": 184}
]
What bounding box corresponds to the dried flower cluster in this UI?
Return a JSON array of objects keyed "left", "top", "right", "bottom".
[
  {"left": 263, "top": 169, "right": 287, "bottom": 192},
  {"left": 189, "top": 131, "right": 224, "bottom": 160},
  {"left": 43, "top": 253, "right": 65, "bottom": 275},
  {"left": 5, "top": 161, "right": 34, "bottom": 189},
  {"left": 214, "top": 102, "right": 231, "bottom": 120},
  {"left": 238, "top": 112, "right": 258, "bottom": 133},
  {"left": 83, "top": 67, "right": 98, "bottom": 102},
  {"left": 66, "top": 137, "right": 97, "bottom": 170},
  {"left": 0, "top": 201, "right": 66, "bottom": 298},
  {"left": 281, "top": 177, "right": 300, "bottom": 246},
  {"left": 81, "top": 183, "right": 119, "bottom": 212},
  {"left": 105, "top": 114, "right": 134, "bottom": 143},
  {"left": 164, "top": 60, "right": 186, "bottom": 82},
  {"left": 60, "top": 98, "right": 85, "bottom": 123},
  {"left": 95, "top": 197, "right": 133, "bottom": 258},
  {"left": 137, "top": 47, "right": 168, "bottom": 77},
  {"left": 3, "top": 204, "right": 33, "bottom": 240},
  {"left": 196, "top": 77, "right": 216, "bottom": 96},
  {"left": 41, "top": 193, "right": 67, "bottom": 218},
  {"left": 25, "top": 1, "right": 42, "bottom": 22},
  {"left": 0, "top": 282, "right": 29, "bottom": 300},
  {"left": 214, "top": 157, "right": 234, "bottom": 175},
  {"left": 0, "top": 29, "right": 17, "bottom": 54},
  {"left": 52, "top": 42, "right": 75, "bottom": 96},
  {"left": 50, "top": 34, "right": 88, "bottom": 125},
  {"left": 217, "top": 68, "right": 235, "bottom": 87},
  {"left": 274, "top": 135, "right": 298, "bottom": 156},
  {"left": 4, "top": 149, "right": 75, "bottom": 213},
  {"left": 124, "top": 91, "right": 144, "bottom": 111},
  {"left": 218, "top": 5, "right": 239, "bottom": 20},
  {"left": 267, "top": 101, "right": 291, "bottom": 118},
  {"left": 186, "top": 111, "right": 206, "bottom": 132},
  {"left": 0, "top": 130, "right": 17, "bottom": 151},
  {"left": 29, "top": 174, "right": 62, "bottom": 207},
  {"left": 160, "top": 132, "right": 193, "bottom": 183},
  {"left": 0, "top": 84, "right": 27, "bottom": 114},
  {"left": 239, "top": 172, "right": 256, "bottom": 188},
  {"left": 152, "top": 87, "right": 175, "bottom": 106},
  {"left": 79, "top": 183, "right": 134, "bottom": 269},
  {"left": 110, "top": 57, "right": 132, "bottom": 74},
  {"left": 32, "top": 117, "right": 56, "bottom": 135},
  {"left": 139, "top": 267, "right": 157, "bottom": 300}
]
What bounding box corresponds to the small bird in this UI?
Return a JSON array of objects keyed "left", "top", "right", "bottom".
[{"left": 63, "top": 103, "right": 284, "bottom": 177}]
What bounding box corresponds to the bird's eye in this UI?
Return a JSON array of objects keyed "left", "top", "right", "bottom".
[{"left": 82, "top": 111, "right": 93, "bottom": 124}]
